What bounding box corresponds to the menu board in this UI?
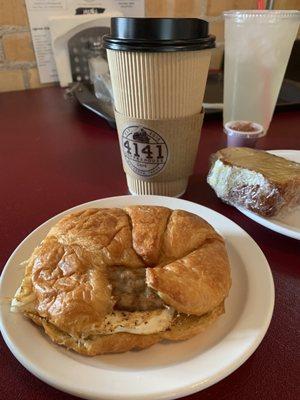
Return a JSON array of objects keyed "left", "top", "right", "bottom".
[{"left": 25, "top": 0, "right": 145, "bottom": 83}]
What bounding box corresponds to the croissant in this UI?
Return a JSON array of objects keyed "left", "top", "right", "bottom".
[{"left": 11, "top": 206, "right": 231, "bottom": 355}]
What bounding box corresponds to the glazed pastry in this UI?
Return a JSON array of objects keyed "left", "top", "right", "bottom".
[{"left": 207, "top": 147, "right": 300, "bottom": 217}]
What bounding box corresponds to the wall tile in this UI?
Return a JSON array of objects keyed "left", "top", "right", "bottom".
[
  {"left": 0, "top": 0, "right": 29, "bottom": 27},
  {"left": 0, "top": 69, "right": 25, "bottom": 92},
  {"left": 207, "top": 0, "right": 257, "bottom": 16},
  {"left": 2, "top": 32, "right": 35, "bottom": 62},
  {"left": 27, "top": 67, "right": 55, "bottom": 89},
  {"left": 273, "top": 0, "right": 300, "bottom": 8},
  {"left": 145, "top": 0, "right": 170, "bottom": 16},
  {"left": 209, "top": 20, "right": 225, "bottom": 41},
  {"left": 173, "top": 0, "right": 202, "bottom": 16}
]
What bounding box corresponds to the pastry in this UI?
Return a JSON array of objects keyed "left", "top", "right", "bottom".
[
  {"left": 207, "top": 147, "right": 300, "bottom": 217},
  {"left": 11, "top": 206, "right": 231, "bottom": 355}
]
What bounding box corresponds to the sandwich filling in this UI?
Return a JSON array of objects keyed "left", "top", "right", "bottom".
[
  {"left": 88, "top": 308, "right": 174, "bottom": 336},
  {"left": 99, "top": 266, "right": 173, "bottom": 335},
  {"left": 107, "top": 266, "right": 164, "bottom": 311}
]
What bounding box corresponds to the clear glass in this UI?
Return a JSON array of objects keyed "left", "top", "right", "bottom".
[{"left": 223, "top": 10, "right": 300, "bottom": 134}]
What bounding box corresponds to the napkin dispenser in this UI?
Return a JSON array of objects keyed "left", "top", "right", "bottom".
[{"left": 49, "top": 12, "right": 121, "bottom": 87}]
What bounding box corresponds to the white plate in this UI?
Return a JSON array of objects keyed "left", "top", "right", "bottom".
[
  {"left": 238, "top": 150, "right": 300, "bottom": 240},
  {"left": 0, "top": 196, "right": 274, "bottom": 400}
]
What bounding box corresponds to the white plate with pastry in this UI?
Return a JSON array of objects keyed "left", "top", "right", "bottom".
[
  {"left": 0, "top": 195, "right": 274, "bottom": 400},
  {"left": 238, "top": 150, "right": 300, "bottom": 240},
  {"left": 208, "top": 148, "right": 300, "bottom": 240}
]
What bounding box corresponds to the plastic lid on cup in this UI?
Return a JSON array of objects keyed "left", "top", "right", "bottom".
[
  {"left": 224, "top": 121, "right": 264, "bottom": 148},
  {"left": 103, "top": 17, "right": 215, "bottom": 52}
]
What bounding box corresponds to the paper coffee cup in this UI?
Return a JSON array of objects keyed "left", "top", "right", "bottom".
[
  {"left": 104, "top": 18, "right": 215, "bottom": 196},
  {"left": 107, "top": 49, "right": 211, "bottom": 119}
]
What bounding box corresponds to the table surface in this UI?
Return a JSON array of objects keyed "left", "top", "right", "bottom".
[{"left": 0, "top": 87, "right": 299, "bottom": 400}]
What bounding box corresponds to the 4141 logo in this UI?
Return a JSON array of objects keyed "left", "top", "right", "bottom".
[{"left": 121, "top": 126, "right": 168, "bottom": 177}]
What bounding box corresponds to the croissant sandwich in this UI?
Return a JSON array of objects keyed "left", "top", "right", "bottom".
[{"left": 11, "top": 206, "right": 231, "bottom": 355}]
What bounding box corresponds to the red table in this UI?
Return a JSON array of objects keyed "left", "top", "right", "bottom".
[{"left": 0, "top": 87, "right": 299, "bottom": 400}]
